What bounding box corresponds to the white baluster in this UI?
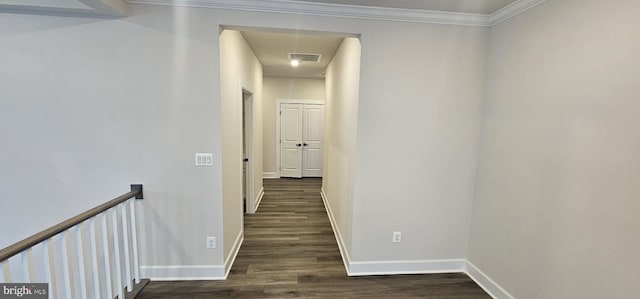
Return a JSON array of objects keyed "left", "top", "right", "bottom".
[
  {"left": 42, "top": 240, "right": 55, "bottom": 299},
  {"left": 121, "top": 202, "right": 133, "bottom": 292},
  {"left": 0, "top": 260, "right": 6, "bottom": 283},
  {"left": 21, "top": 250, "right": 31, "bottom": 282},
  {"left": 60, "top": 232, "right": 73, "bottom": 299},
  {"left": 129, "top": 198, "right": 140, "bottom": 284},
  {"left": 111, "top": 208, "right": 124, "bottom": 299},
  {"left": 89, "top": 218, "right": 100, "bottom": 299},
  {"left": 76, "top": 224, "right": 88, "bottom": 299},
  {"left": 101, "top": 213, "right": 113, "bottom": 299}
]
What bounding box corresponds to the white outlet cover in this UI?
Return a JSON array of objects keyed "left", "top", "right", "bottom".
[
  {"left": 206, "top": 236, "right": 216, "bottom": 249},
  {"left": 392, "top": 231, "right": 402, "bottom": 243}
]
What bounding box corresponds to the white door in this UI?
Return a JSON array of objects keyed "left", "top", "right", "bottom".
[
  {"left": 302, "top": 104, "right": 324, "bottom": 177},
  {"left": 279, "top": 102, "right": 324, "bottom": 178},
  {"left": 280, "top": 103, "right": 303, "bottom": 178}
]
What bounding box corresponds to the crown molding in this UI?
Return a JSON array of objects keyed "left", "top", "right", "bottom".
[
  {"left": 126, "top": 0, "right": 547, "bottom": 27},
  {"left": 489, "top": 0, "right": 547, "bottom": 26},
  {"left": 126, "top": 0, "right": 490, "bottom": 26},
  {"left": 0, "top": 0, "right": 127, "bottom": 17}
]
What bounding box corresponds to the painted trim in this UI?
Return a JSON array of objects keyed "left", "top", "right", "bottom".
[
  {"left": 0, "top": 5, "right": 116, "bottom": 18},
  {"left": 321, "top": 188, "right": 465, "bottom": 277},
  {"left": 127, "top": 0, "right": 547, "bottom": 27},
  {"left": 224, "top": 229, "right": 244, "bottom": 278},
  {"left": 320, "top": 189, "right": 511, "bottom": 298},
  {"left": 140, "top": 265, "right": 226, "bottom": 281},
  {"left": 140, "top": 230, "right": 244, "bottom": 281},
  {"left": 349, "top": 259, "right": 465, "bottom": 276},
  {"left": 489, "top": 0, "right": 547, "bottom": 26},
  {"left": 142, "top": 200, "right": 512, "bottom": 297},
  {"left": 262, "top": 172, "right": 278, "bottom": 179},
  {"left": 320, "top": 188, "right": 352, "bottom": 274},
  {"left": 80, "top": 0, "right": 129, "bottom": 16},
  {"left": 242, "top": 84, "right": 256, "bottom": 214},
  {"left": 278, "top": 99, "right": 325, "bottom": 105},
  {"left": 0, "top": 0, "right": 128, "bottom": 17},
  {"left": 127, "top": 0, "right": 488, "bottom": 26},
  {"left": 465, "top": 261, "right": 515, "bottom": 299},
  {"left": 253, "top": 187, "right": 264, "bottom": 212}
]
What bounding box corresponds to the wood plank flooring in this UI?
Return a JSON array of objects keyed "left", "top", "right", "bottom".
[{"left": 137, "top": 178, "right": 490, "bottom": 298}]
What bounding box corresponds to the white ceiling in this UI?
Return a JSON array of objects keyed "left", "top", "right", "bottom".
[
  {"left": 241, "top": 30, "right": 345, "bottom": 79},
  {"left": 289, "top": 0, "right": 517, "bottom": 15}
]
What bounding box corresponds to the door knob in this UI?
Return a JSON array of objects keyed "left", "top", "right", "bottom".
[
  {"left": 296, "top": 143, "right": 302, "bottom": 147},
  {"left": 303, "top": 143, "right": 308, "bottom": 146}
]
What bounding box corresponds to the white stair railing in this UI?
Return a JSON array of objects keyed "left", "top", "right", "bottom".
[{"left": 0, "top": 184, "right": 148, "bottom": 299}]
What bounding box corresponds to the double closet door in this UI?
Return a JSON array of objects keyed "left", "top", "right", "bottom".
[{"left": 280, "top": 103, "right": 324, "bottom": 178}]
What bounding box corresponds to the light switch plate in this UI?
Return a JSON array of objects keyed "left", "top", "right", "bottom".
[{"left": 195, "top": 153, "right": 213, "bottom": 166}]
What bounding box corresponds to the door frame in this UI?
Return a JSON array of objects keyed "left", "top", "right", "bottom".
[
  {"left": 275, "top": 99, "right": 324, "bottom": 178},
  {"left": 242, "top": 87, "right": 256, "bottom": 214}
]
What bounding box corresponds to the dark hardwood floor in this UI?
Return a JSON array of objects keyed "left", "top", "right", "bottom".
[{"left": 138, "top": 178, "right": 490, "bottom": 298}]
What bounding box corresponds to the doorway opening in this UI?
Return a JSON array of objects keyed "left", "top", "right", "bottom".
[{"left": 219, "top": 26, "right": 362, "bottom": 274}]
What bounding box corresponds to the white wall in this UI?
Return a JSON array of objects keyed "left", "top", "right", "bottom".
[
  {"left": 0, "top": 8, "right": 226, "bottom": 275},
  {"left": 322, "top": 37, "right": 361, "bottom": 265},
  {"left": 219, "top": 29, "right": 263, "bottom": 266},
  {"left": 0, "top": 3, "right": 488, "bottom": 280},
  {"left": 469, "top": 0, "right": 640, "bottom": 297},
  {"left": 262, "top": 77, "right": 325, "bottom": 176},
  {"left": 350, "top": 21, "right": 487, "bottom": 268}
]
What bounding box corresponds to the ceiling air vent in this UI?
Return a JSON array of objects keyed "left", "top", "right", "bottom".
[{"left": 288, "top": 53, "right": 322, "bottom": 63}]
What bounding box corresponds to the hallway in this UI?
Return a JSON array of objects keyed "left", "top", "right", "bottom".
[{"left": 138, "top": 178, "right": 489, "bottom": 298}]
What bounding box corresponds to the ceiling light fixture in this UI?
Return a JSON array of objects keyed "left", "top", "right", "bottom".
[{"left": 290, "top": 59, "right": 300, "bottom": 67}]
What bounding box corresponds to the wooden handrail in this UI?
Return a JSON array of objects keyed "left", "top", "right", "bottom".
[{"left": 0, "top": 184, "right": 143, "bottom": 262}]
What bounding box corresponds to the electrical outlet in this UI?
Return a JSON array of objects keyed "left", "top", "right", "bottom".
[
  {"left": 206, "top": 236, "right": 216, "bottom": 249},
  {"left": 392, "top": 231, "right": 402, "bottom": 243}
]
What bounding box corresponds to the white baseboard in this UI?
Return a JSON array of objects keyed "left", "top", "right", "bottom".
[
  {"left": 254, "top": 187, "right": 264, "bottom": 213},
  {"left": 319, "top": 189, "right": 510, "bottom": 298},
  {"left": 465, "top": 261, "right": 514, "bottom": 299},
  {"left": 224, "top": 229, "right": 244, "bottom": 278},
  {"left": 140, "top": 265, "right": 225, "bottom": 281},
  {"left": 349, "top": 259, "right": 465, "bottom": 276},
  {"left": 262, "top": 172, "right": 278, "bottom": 179},
  {"left": 320, "top": 188, "right": 352, "bottom": 274},
  {"left": 142, "top": 193, "right": 509, "bottom": 298},
  {"left": 320, "top": 189, "right": 464, "bottom": 276},
  {"left": 141, "top": 230, "right": 244, "bottom": 281},
  {"left": 346, "top": 260, "right": 514, "bottom": 298}
]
